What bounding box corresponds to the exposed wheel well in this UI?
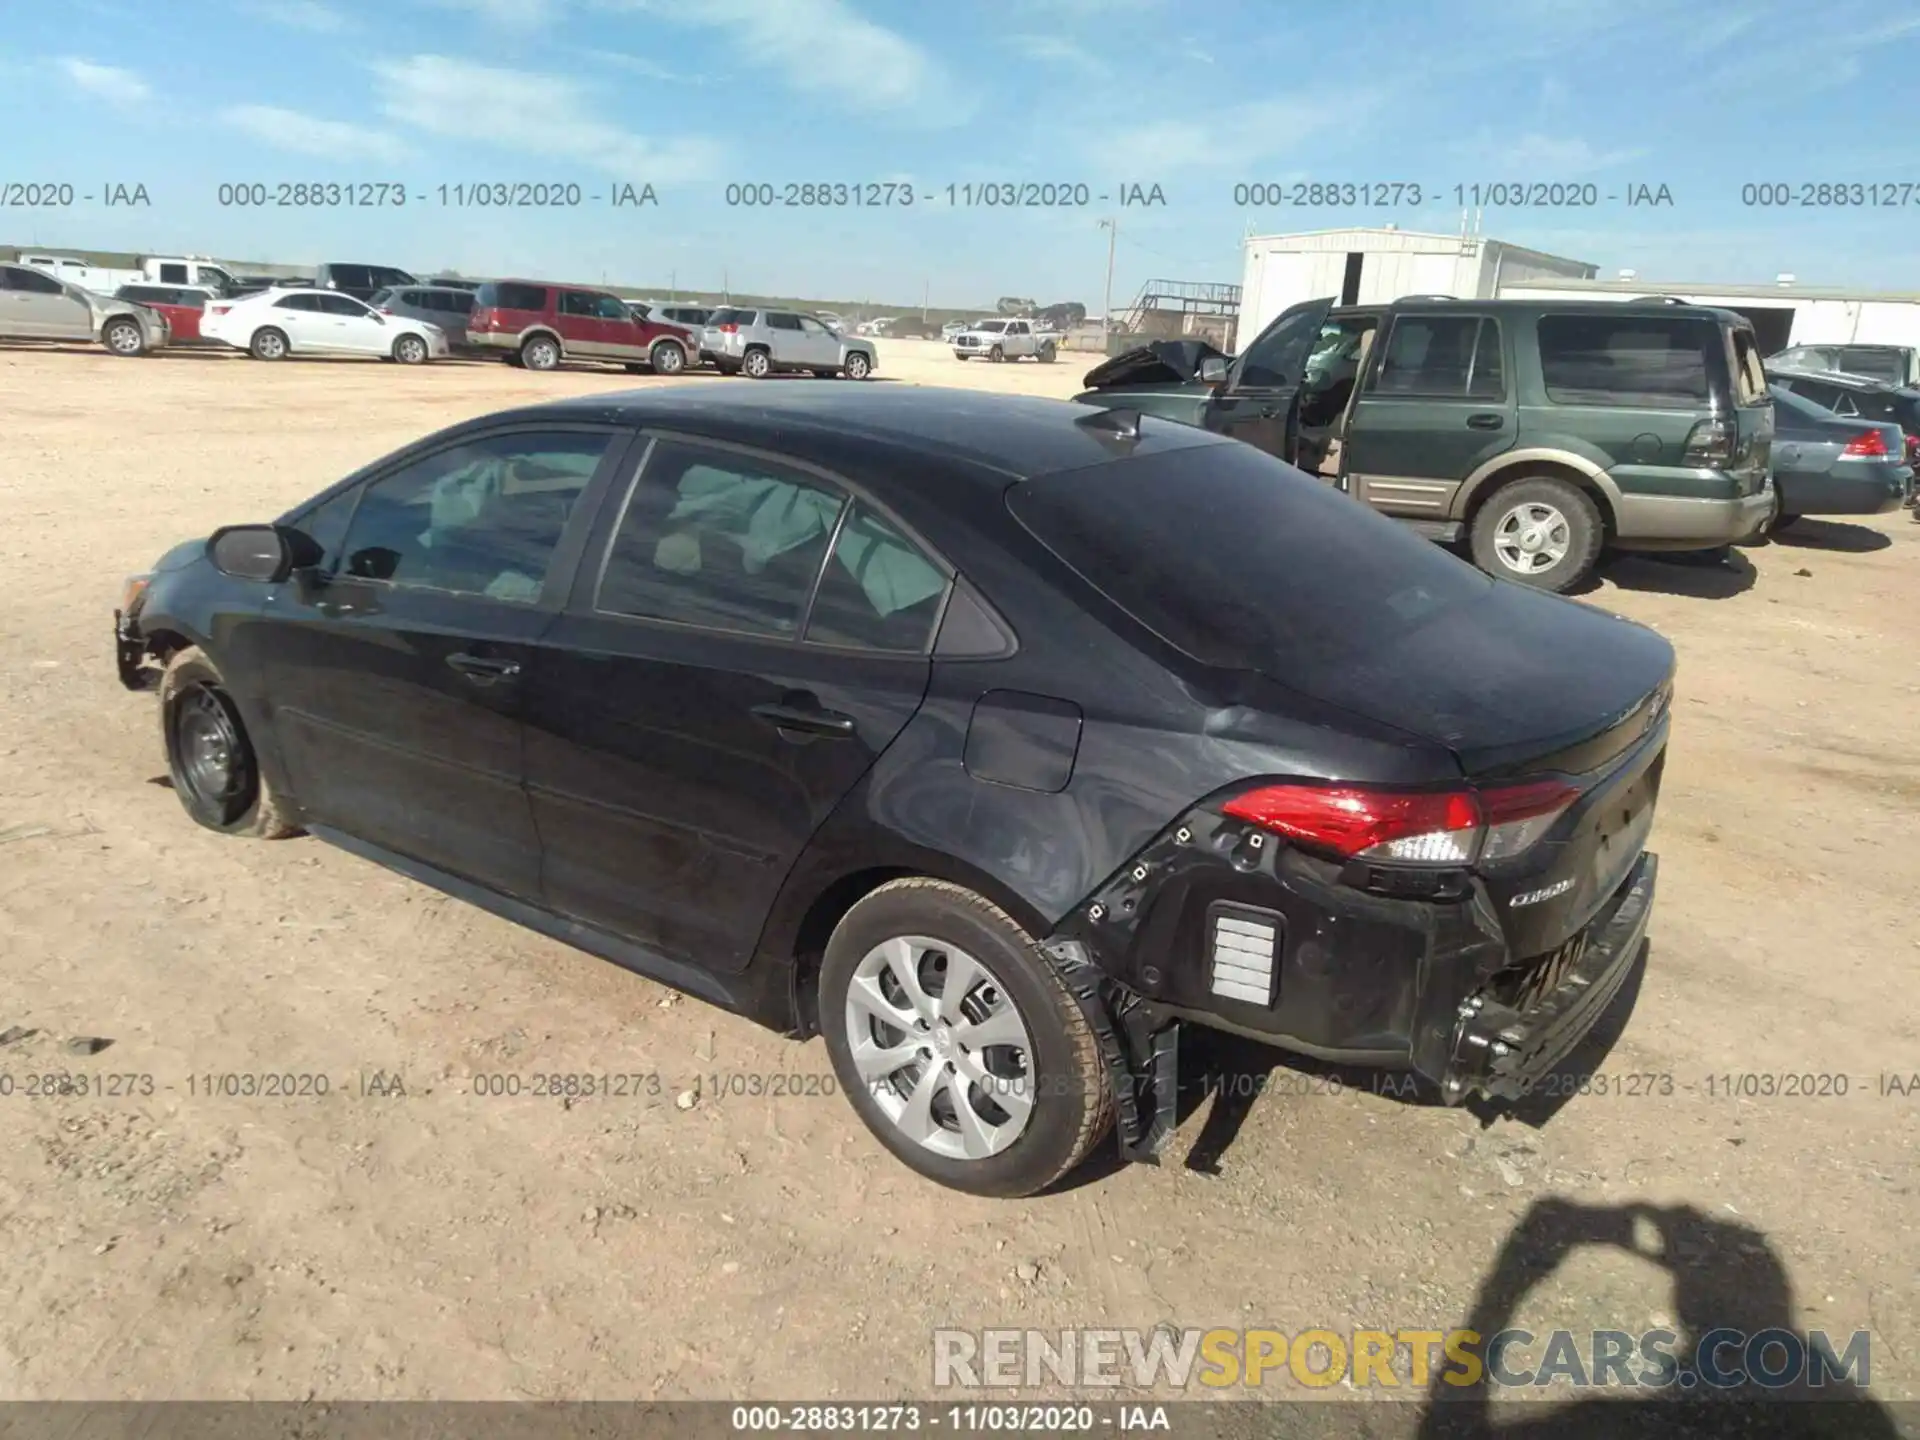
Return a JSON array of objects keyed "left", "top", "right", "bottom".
[
  {"left": 142, "top": 627, "right": 194, "bottom": 665},
  {"left": 785, "top": 866, "right": 918, "bottom": 1036},
  {"left": 1464, "top": 461, "right": 1617, "bottom": 541}
]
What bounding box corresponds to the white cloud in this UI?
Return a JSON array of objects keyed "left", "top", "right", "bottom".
[
  {"left": 241, "top": 0, "right": 349, "bottom": 31},
  {"left": 57, "top": 57, "right": 150, "bottom": 105},
  {"left": 1006, "top": 34, "right": 1107, "bottom": 75},
  {"left": 634, "top": 0, "right": 970, "bottom": 125},
  {"left": 431, "top": 0, "right": 559, "bottom": 25},
  {"left": 1069, "top": 94, "right": 1378, "bottom": 174},
  {"left": 221, "top": 104, "right": 413, "bottom": 162},
  {"left": 373, "top": 54, "right": 726, "bottom": 180},
  {"left": 1474, "top": 134, "right": 1648, "bottom": 174}
]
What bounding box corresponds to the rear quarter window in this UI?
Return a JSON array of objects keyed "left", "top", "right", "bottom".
[
  {"left": 1537, "top": 314, "right": 1719, "bottom": 408},
  {"left": 1007, "top": 440, "right": 1488, "bottom": 674},
  {"left": 482, "top": 282, "right": 548, "bottom": 311}
]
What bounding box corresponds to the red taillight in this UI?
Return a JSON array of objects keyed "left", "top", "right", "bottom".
[
  {"left": 1841, "top": 428, "right": 1889, "bottom": 457},
  {"left": 207, "top": 304, "right": 230, "bottom": 317},
  {"left": 1682, "top": 416, "right": 1735, "bottom": 466},
  {"left": 472, "top": 306, "right": 497, "bottom": 329},
  {"left": 1904, "top": 434, "right": 1919, "bottom": 464},
  {"left": 718, "top": 322, "right": 738, "bottom": 333},
  {"left": 1222, "top": 780, "right": 1580, "bottom": 866}
]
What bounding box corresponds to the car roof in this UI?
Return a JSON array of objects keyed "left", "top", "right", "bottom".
[
  {"left": 460, "top": 385, "right": 1228, "bottom": 481},
  {"left": 1332, "top": 297, "right": 1748, "bottom": 325}
]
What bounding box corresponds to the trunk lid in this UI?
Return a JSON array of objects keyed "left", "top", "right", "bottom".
[{"left": 1080, "top": 339, "right": 1230, "bottom": 390}]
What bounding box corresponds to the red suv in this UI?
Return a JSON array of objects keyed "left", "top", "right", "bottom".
[{"left": 468, "top": 279, "right": 694, "bottom": 375}]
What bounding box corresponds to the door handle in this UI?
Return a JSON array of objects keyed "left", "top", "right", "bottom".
[
  {"left": 1466, "top": 413, "right": 1505, "bottom": 430},
  {"left": 447, "top": 652, "right": 521, "bottom": 683},
  {"left": 752, "top": 702, "right": 856, "bottom": 738}
]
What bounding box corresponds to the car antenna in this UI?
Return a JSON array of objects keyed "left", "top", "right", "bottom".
[{"left": 1075, "top": 407, "right": 1143, "bottom": 440}]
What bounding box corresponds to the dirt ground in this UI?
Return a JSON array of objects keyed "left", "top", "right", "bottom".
[{"left": 0, "top": 334, "right": 1916, "bottom": 1412}]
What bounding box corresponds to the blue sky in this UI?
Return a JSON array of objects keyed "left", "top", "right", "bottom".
[{"left": 3, "top": 0, "right": 1918, "bottom": 308}]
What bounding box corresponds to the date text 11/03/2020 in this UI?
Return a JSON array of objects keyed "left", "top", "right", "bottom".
[
  {"left": 1228, "top": 181, "right": 1677, "bottom": 208},
  {"left": 722, "top": 181, "right": 1168, "bottom": 208},
  {"left": 213, "top": 182, "right": 659, "bottom": 208}
]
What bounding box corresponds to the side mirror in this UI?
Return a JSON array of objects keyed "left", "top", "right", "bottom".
[
  {"left": 207, "top": 524, "right": 317, "bottom": 583},
  {"left": 1199, "top": 356, "right": 1229, "bottom": 386}
]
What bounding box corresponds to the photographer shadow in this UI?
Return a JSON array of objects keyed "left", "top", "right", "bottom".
[{"left": 1415, "top": 1197, "right": 1899, "bottom": 1439}]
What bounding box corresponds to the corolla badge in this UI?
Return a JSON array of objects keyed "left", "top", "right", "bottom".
[{"left": 1511, "top": 877, "right": 1575, "bottom": 908}]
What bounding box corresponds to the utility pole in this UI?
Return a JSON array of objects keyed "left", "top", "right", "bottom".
[
  {"left": 670, "top": 269, "right": 676, "bottom": 300},
  {"left": 1099, "top": 217, "right": 1118, "bottom": 350},
  {"left": 922, "top": 278, "right": 929, "bottom": 322}
]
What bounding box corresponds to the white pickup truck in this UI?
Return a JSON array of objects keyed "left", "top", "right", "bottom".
[
  {"left": 15, "top": 253, "right": 242, "bottom": 298},
  {"left": 951, "top": 317, "right": 1057, "bottom": 363}
]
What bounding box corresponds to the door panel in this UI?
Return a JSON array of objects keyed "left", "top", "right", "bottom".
[
  {"left": 241, "top": 426, "right": 624, "bottom": 897},
  {"left": 1208, "top": 297, "right": 1336, "bottom": 460},
  {"left": 524, "top": 439, "right": 943, "bottom": 971},
  {"left": 1342, "top": 313, "right": 1515, "bottom": 515}
]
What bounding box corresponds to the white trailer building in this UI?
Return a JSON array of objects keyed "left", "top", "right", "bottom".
[
  {"left": 1493, "top": 276, "right": 1920, "bottom": 357},
  {"left": 1238, "top": 226, "right": 1597, "bottom": 339}
]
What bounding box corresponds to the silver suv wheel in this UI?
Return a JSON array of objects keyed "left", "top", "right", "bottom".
[
  {"left": 844, "top": 935, "right": 1036, "bottom": 1161},
  {"left": 1491, "top": 500, "right": 1572, "bottom": 576}
]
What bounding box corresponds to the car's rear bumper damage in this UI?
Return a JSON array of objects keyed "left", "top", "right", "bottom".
[{"left": 1047, "top": 797, "right": 1658, "bottom": 1163}]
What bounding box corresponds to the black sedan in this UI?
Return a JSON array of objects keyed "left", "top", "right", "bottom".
[{"left": 115, "top": 386, "right": 1672, "bottom": 1196}]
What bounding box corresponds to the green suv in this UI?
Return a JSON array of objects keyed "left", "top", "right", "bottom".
[{"left": 1075, "top": 296, "right": 1776, "bottom": 592}]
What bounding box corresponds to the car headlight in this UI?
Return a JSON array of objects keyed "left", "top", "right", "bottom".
[{"left": 120, "top": 573, "right": 152, "bottom": 616}]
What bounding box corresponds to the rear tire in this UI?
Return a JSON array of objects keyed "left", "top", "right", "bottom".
[
  {"left": 159, "top": 647, "right": 300, "bottom": 839},
  {"left": 819, "top": 878, "right": 1112, "bottom": 1198},
  {"left": 521, "top": 335, "right": 561, "bottom": 371},
  {"left": 250, "top": 327, "right": 289, "bottom": 361},
  {"left": 1469, "top": 476, "right": 1603, "bottom": 593},
  {"left": 1037, "top": 342, "right": 1057, "bottom": 363},
  {"left": 741, "top": 347, "right": 772, "bottom": 379}
]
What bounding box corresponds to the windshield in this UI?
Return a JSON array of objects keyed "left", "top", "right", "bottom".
[{"left": 975, "top": 320, "right": 1006, "bottom": 332}]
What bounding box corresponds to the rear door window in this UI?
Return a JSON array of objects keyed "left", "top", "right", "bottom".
[
  {"left": 1368, "top": 315, "right": 1503, "bottom": 399},
  {"left": 559, "top": 290, "right": 599, "bottom": 317},
  {"left": 1536, "top": 314, "right": 1717, "bottom": 407},
  {"left": 804, "top": 503, "right": 949, "bottom": 653},
  {"left": 595, "top": 441, "right": 847, "bottom": 638},
  {"left": 1008, "top": 440, "right": 1487, "bottom": 675},
  {"left": 767, "top": 312, "right": 804, "bottom": 331}
]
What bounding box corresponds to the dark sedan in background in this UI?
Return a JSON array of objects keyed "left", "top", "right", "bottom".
[
  {"left": 113, "top": 387, "right": 1671, "bottom": 1196},
  {"left": 1767, "top": 384, "right": 1914, "bottom": 526}
]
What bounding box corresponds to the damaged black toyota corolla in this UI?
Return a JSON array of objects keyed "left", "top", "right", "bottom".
[{"left": 115, "top": 385, "right": 1670, "bottom": 1196}]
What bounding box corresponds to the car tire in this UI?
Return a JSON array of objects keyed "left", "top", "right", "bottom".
[
  {"left": 818, "top": 878, "right": 1113, "bottom": 1198},
  {"left": 102, "top": 317, "right": 147, "bottom": 357},
  {"left": 521, "top": 335, "right": 561, "bottom": 371},
  {"left": 1037, "top": 342, "right": 1057, "bottom": 364},
  {"left": 250, "top": 327, "right": 289, "bottom": 362},
  {"left": 1469, "top": 476, "right": 1603, "bottom": 593},
  {"left": 843, "top": 351, "right": 872, "bottom": 380},
  {"left": 714, "top": 360, "right": 740, "bottom": 376},
  {"left": 392, "top": 333, "right": 429, "bottom": 365},
  {"left": 159, "top": 647, "right": 300, "bottom": 840},
  {"left": 1773, "top": 513, "right": 1801, "bottom": 530},
  {"left": 741, "top": 347, "right": 772, "bottom": 379},
  {"left": 988, "top": 344, "right": 1005, "bottom": 363},
  {"left": 649, "top": 340, "right": 687, "bottom": 376}
]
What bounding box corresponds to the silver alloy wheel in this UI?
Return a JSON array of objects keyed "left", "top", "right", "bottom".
[
  {"left": 651, "top": 340, "right": 685, "bottom": 374},
  {"left": 844, "top": 351, "right": 870, "bottom": 379},
  {"left": 104, "top": 319, "right": 144, "bottom": 355},
  {"left": 395, "top": 334, "right": 427, "bottom": 364},
  {"left": 844, "top": 935, "right": 1036, "bottom": 1161},
  {"left": 525, "top": 337, "right": 560, "bottom": 370},
  {"left": 253, "top": 328, "right": 286, "bottom": 360},
  {"left": 743, "top": 348, "right": 771, "bottom": 378},
  {"left": 1492, "top": 500, "right": 1572, "bottom": 576}
]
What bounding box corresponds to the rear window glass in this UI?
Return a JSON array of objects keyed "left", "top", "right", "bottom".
[
  {"left": 1537, "top": 314, "right": 1718, "bottom": 407},
  {"left": 708, "top": 308, "right": 752, "bottom": 325},
  {"left": 479, "top": 282, "right": 548, "bottom": 311},
  {"left": 1007, "top": 441, "right": 1488, "bottom": 673},
  {"left": 1837, "top": 348, "right": 1905, "bottom": 384}
]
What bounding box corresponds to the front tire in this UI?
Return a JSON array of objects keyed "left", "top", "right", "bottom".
[
  {"left": 159, "top": 647, "right": 299, "bottom": 839},
  {"left": 1469, "top": 476, "right": 1603, "bottom": 592},
  {"left": 649, "top": 339, "right": 687, "bottom": 376},
  {"left": 819, "top": 879, "right": 1113, "bottom": 1197},
  {"left": 392, "top": 333, "right": 429, "bottom": 365},
  {"left": 250, "top": 327, "right": 289, "bottom": 361},
  {"left": 988, "top": 344, "right": 1005, "bottom": 363},
  {"left": 843, "top": 351, "right": 872, "bottom": 380},
  {"left": 102, "top": 317, "right": 147, "bottom": 357}
]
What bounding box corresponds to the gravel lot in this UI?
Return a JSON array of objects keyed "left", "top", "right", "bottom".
[{"left": 1, "top": 336, "right": 1915, "bottom": 1413}]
